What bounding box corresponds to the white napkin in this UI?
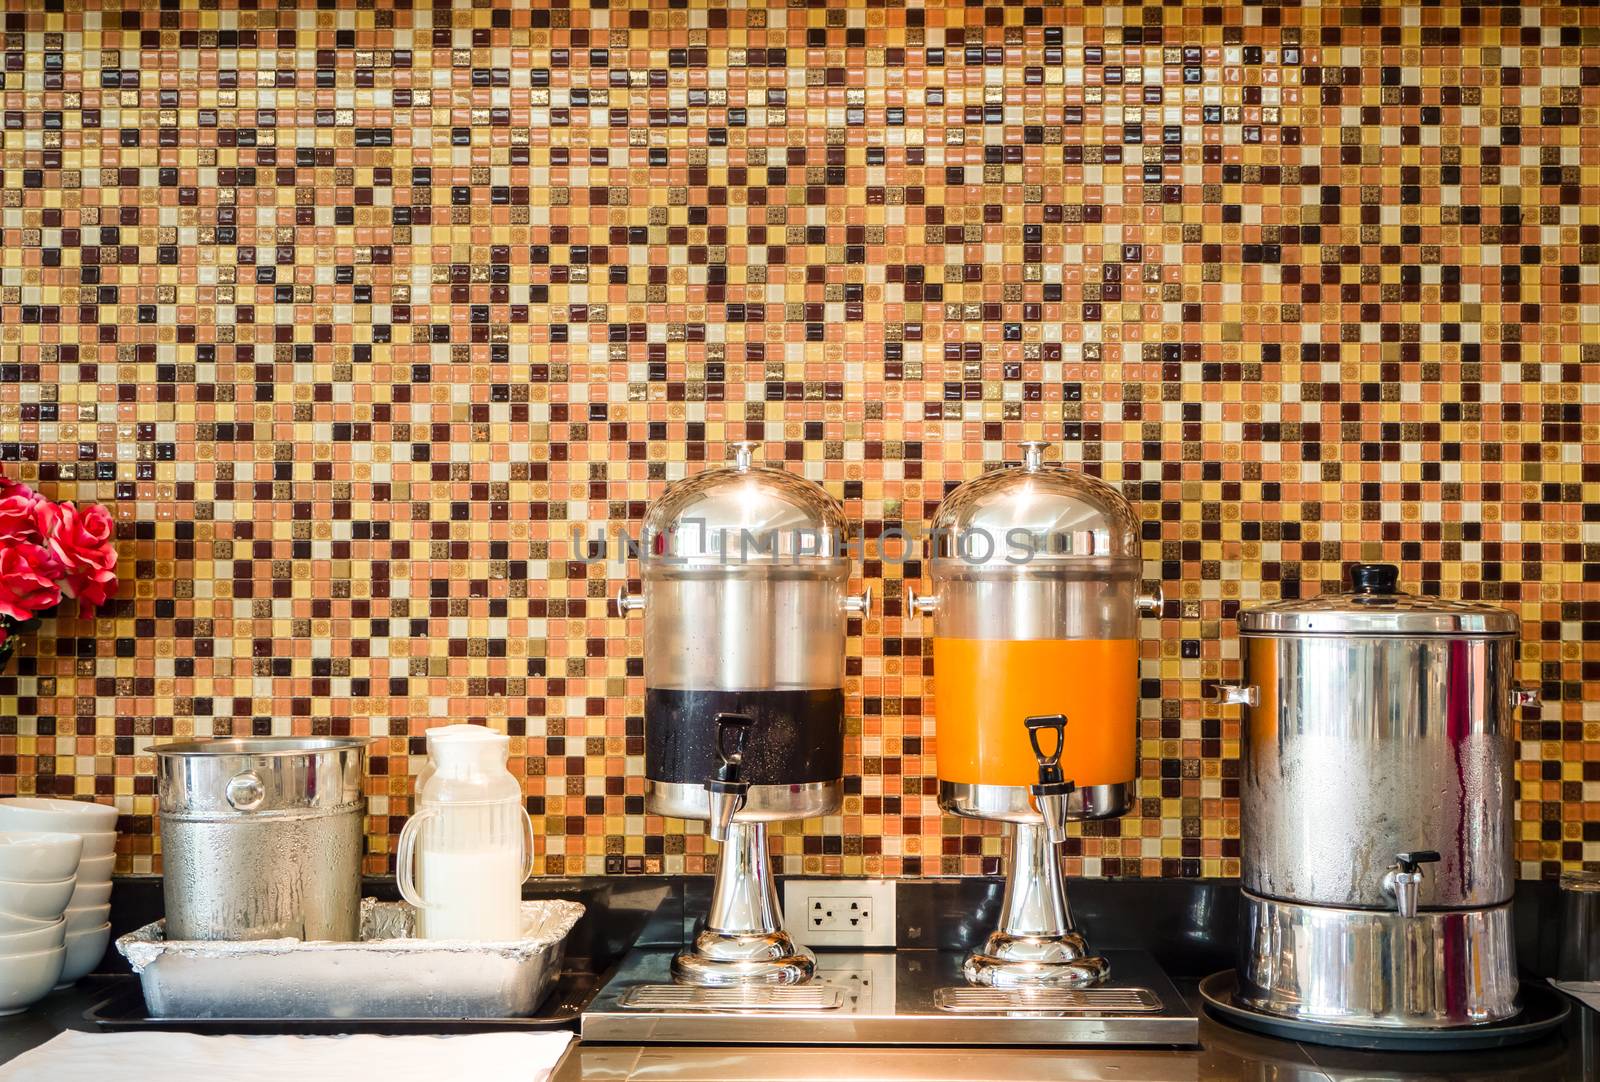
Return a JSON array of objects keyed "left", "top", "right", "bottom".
[{"left": 0, "top": 1030, "right": 573, "bottom": 1082}]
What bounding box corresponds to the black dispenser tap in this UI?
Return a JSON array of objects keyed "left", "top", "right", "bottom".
[
  {"left": 1025, "top": 713, "right": 1075, "bottom": 845},
  {"left": 706, "top": 713, "right": 752, "bottom": 843}
]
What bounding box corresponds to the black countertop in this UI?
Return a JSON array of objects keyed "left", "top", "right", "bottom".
[{"left": 2, "top": 975, "right": 1594, "bottom": 1081}]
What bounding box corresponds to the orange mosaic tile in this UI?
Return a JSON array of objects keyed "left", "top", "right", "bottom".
[{"left": 0, "top": 1, "right": 1595, "bottom": 882}]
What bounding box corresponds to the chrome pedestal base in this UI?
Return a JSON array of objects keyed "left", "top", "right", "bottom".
[
  {"left": 963, "top": 821, "right": 1109, "bottom": 989},
  {"left": 672, "top": 819, "right": 815, "bottom": 986},
  {"left": 1236, "top": 890, "right": 1518, "bottom": 1028}
]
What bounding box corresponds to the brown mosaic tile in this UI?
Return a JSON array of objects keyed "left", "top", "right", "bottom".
[{"left": 0, "top": 1, "right": 1595, "bottom": 882}]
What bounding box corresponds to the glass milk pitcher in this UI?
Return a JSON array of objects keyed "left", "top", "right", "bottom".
[{"left": 397, "top": 726, "right": 533, "bottom": 940}]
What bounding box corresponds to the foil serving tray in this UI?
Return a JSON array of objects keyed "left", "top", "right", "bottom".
[
  {"left": 581, "top": 949, "right": 1199, "bottom": 1045},
  {"left": 116, "top": 898, "right": 584, "bottom": 1020}
]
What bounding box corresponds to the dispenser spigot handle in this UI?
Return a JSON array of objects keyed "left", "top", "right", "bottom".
[
  {"left": 714, "top": 712, "right": 751, "bottom": 780},
  {"left": 706, "top": 713, "right": 752, "bottom": 843},
  {"left": 1394, "top": 850, "right": 1440, "bottom": 874},
  {"left": 1024, "top": 714, "right": 1074, "bottom": 846},
  {"left": 1025, "top": 714, "right": 1068, "bottom": 787},
  {"left": 1385, "top": 850, "right": 1440, "bottom": 918}
]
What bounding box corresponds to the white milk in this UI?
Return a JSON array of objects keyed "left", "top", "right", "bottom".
[{"left": 416, "top": 846, "right": 525, "bottom": 940}]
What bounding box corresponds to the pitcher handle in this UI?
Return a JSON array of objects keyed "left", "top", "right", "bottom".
[
  {"left": 520, "top": 807, "right": 536, "bottom": 885},
  {"left": 396, "top": 805, "right": 438, "bottom": 910}
]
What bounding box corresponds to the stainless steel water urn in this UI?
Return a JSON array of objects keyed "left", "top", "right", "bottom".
[
  {"left": 617, "top": 442, "right": 867, "bottom": 985},
  {"left": 1221, "top": 563, "right": 1538, "bottom": 1028}
]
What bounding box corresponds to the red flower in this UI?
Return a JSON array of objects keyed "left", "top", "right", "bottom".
[
  {"left": 0, "top": 488, "right": 44, "bottom": 543},
  {"left": 36, "top": 502, "right": 118, "bottom": 616},
  {"left": 0, "top": 543, "right": 64, "bottom": 622}
]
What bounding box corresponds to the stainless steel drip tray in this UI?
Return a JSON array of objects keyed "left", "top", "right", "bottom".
[{"left": 580, "top": 950, "right": 1198, "bottom": 1045}]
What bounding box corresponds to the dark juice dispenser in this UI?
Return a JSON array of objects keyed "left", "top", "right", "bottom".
[{"left": 617, "top": 442, "right": 867, "bottom": 985}]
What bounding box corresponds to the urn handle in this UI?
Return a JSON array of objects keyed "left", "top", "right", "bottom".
[
  {"left": 1510, "top": 686, "right": 1540, "bottom": 711},
  {"left": 1215, "top": 684, "right": 1259, "bottom": 707}
]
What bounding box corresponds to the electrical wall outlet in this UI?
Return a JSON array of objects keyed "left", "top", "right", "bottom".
[{"left": 782, "top": 879, "right": 897, "bottom": 948}]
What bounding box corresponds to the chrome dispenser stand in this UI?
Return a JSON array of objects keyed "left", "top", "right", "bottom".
[
  {"left": 672, "top": 713, "right": 815, "bottom": 986},
  {"left": 964, "top": 714, "right": 1110, "bottom": 989}
]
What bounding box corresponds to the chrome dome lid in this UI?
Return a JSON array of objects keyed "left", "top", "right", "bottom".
[
  {"left": 641, "top": 442, "right": 849, "bottom": 567},
  {"left": 929, "top": 442, "right": 1140, "bottom": 570},
  {"left": 1238, "top": 563, "right": 1519, "bottom": 637}
]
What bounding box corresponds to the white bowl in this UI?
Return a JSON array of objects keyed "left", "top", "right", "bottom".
[
  {"left": 68, "top": 880, "right": 112, "bottom": 908},
  {"left": 74, "top": 853, "right": 115, "bottom": 883},
  {"left": 57, "top": 922, "right": 109, "bottom": 986},
  {"left": 76, "top": 832, "right": 117, "bottom": 861},
  {"left": 0, "top": 798, "right": 118, "bottom": 834},
  {"left": 0, "top": 916, "right": 65, "bottom": 956},
  {"left": 64, "top": 903, "right": 110, "bottom": 932},
  {"left": 0, "top": 832, "right": 83, "bottom": 883},
  {"left": 0, "top": 944, "right": 66, "bottom": 1014},
  {"left": 0, "top": 906, "right": 58, "bottom": 936},
  {"left": 0, "top": 876, "right": 75, "bottom": 922}
]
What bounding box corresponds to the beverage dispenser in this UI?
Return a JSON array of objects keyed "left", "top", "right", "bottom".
[
  {"left": 1218, "top": 564, "right": 1539, "bottom": 1031},
  {"left": 616, "top": 442, "right": 868, "bottom": 985},
  {"left": 909, "top": 442, "right": 1159, "bottom": 987}
]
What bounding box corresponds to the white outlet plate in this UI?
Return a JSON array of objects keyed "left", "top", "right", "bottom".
[{"left": 782, "top": 879, "right": 897, "bottom": 948}]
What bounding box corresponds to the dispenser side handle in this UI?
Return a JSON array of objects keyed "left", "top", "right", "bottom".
[
  {"left": 904, "top": 585, "right": 939, "bottom": 618},
  {"left": 614, "top": 583, "right": 644, "bottom": 615}
]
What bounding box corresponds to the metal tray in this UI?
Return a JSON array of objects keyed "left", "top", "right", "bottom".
[
  {"left": 115, "top": 898, "right": 585, "bottom": 1020},
  {"left": 1199, "top": 970, "right": 1572, "bottom": 1052}
]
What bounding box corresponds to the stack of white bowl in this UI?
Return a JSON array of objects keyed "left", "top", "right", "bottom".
[
  {"left": 0, "top": 831, "right": 79, "bottom": 1013},
  {"left": 0, "top": 798, "right": 119, "bottom": 991}
]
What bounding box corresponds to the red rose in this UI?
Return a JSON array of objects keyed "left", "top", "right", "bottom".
[
  {"left": 0, "top": 489, "right": 44, "bottom": 543},
  {"left": 0, "top": 543, "right": 64, "bottom": 622},
  {"left": 37, "top": 502, "right": 118, "bottom": 616}
]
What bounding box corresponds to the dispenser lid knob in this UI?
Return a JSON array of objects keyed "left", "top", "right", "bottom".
[{"left": 1350, "top": 563, "right": 1400, "bottom": 595}]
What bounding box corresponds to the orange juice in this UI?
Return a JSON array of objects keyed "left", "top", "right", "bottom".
[{"left": 932, "top": 638, "right": 1137, "bottom": 788}]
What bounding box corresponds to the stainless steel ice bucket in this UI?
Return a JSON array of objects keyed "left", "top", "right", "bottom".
[{"left": 155, "top": 737, "right": 369, "bottom": 941}]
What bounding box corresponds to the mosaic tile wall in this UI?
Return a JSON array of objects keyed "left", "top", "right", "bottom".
[{"left": 0, "top": 0, "right": 1595, "bottom": 882}]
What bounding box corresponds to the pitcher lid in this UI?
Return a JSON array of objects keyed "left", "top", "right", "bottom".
[{"left": 1237, "top": 563, "right": 1519, "bottom": 637}]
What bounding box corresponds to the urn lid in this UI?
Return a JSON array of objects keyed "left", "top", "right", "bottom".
[
  {"left": 1237, "top": 563, "right": 1519, "bottom": 636},
  {"left": 640, "top": 442, "right": 849, "bottom": 567},
  {"left": 928, "top": 442, "right": 1140, "bottom": 572}
]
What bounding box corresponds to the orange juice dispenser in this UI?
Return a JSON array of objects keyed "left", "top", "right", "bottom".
[{"left": 909, "top": 442, "right": 1159, "bottom": 987}]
